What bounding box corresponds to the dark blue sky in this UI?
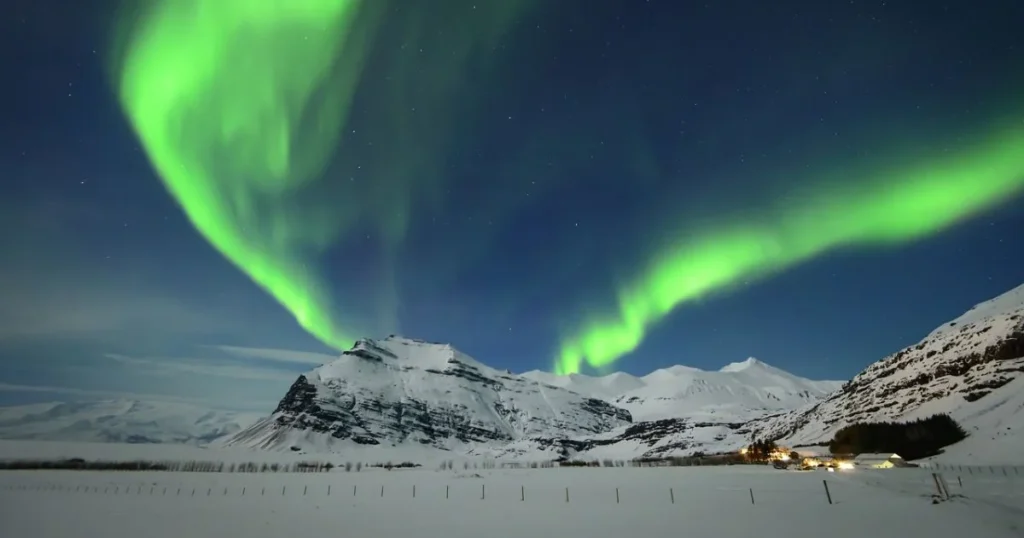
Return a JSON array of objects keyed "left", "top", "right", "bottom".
[{"left": 2, "top": 0, "right": 1022, "bottom": 410}]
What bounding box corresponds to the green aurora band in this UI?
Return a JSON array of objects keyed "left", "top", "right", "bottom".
[
  {"left": 556, "top": 124, "right": 1024, "bottom": 374},
  {"left": 114, "top": 0, "right": 535, "bottom": 350},
  {"left": 116, "top": 0, "right": 372, "bottom": 349}
]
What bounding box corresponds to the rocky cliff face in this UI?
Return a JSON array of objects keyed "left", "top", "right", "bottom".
[
  {"left": 226, "top": 336, "right": 631, "bottom": 451},
  {"left": 753, "top": 284, "right": 1024, "bottom": 446}
]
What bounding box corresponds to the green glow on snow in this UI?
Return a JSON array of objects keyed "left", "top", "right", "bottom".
[{"left": 556, "top": 124, "right": 1024, "bottom": 374}]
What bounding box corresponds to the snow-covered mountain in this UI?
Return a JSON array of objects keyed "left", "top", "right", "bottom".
[
  {"left": 227, "top": 336, "right": 838, "bottom": 459},
  {"left": 753, "top": 283, "right": 1024, "bottom": 449},
  {"left": 523, "top": 358, "right": 842, "bottom": 422},
  {"left": 225, "top": 336, "right": 632, "bottom": 451},
  {"left": 0, "top": 400, "right": 261, "bottom": 445}
]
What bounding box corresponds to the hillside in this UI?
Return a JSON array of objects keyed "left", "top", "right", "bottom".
[{"left": 753, "top": 283, "right": 1024, "bottom": 449}]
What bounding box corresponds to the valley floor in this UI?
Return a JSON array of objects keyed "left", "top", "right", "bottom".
[{"left": 1, "top": 465, "right": 1021, "bottom": 538}]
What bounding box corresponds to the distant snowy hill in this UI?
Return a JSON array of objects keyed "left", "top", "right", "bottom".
[
  {"left": 753, "top": 283, "right": 1024, "bottom": 451},
  {"left": 523, "top": 357, "right": 841, "bottom": 422},
  {"left": 225, "top": 336, "right": 631, "bottom": 452},
  {"left": 0, "top": 400, "right": 262, "bottom": 445}
]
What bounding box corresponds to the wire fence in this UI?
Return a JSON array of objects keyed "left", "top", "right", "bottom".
[
  {"left": 6, "top": 466, "right": 1019, "bottom": 512},
  {"left": 0, "top": 478, "right": 847, "bottom": 507},
  {"left": 917, "top": 462, "right": 1023, "bottom": 478}
]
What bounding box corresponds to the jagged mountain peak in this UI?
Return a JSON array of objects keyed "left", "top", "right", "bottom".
[
  {"left": 335, "top": 335, "right": 487, "bottom": 373},
  {"left": 719, "top": 357, "right": 769, "bottom": 372}
]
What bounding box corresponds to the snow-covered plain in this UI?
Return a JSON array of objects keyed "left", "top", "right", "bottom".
[{"left": 1, "top": 465, "right": 1021, "bottom": 538}]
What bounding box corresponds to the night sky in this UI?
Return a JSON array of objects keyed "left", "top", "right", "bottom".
[{"left": 2, "top": 0, "right": 1023, "bottom": 411}]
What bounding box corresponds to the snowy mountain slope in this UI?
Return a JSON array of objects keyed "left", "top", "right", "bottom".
[
  {"left": 0, "top": 400, "right": 261, "bottom": 445},
  {"left": 753, "top": 283, "right": 1024, "bottom": 448},
  {"left": 524, "top": 358, "right": 842, "bottom": 422},
  {"left": 923, "top": 375, "right": 1024, "bottom": 464},
  {"left": 225, "top": 336, "right": 632, "bottom": 451}
]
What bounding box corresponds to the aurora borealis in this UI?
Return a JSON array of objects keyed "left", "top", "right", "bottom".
[
  {"left": 3, "top": 0, "right": 1024, "bottom": 403},
  {"left": 556, "top": 124, "right": 1024, "bottom": 374},
  {"left": 113, "top": 0, "right": 539, "bottom": 351}
]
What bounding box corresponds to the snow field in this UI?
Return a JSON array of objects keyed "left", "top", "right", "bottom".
[{"left": 2, "top": 466, "right": 1021, "bottom": 538}]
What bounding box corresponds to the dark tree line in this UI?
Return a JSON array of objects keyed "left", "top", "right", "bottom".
[
  {"left": 829, "top": 413, "right": 967, "bottom": 460},
  {"left": 744, "top": 439, "right": 779, "bottom": 462}
]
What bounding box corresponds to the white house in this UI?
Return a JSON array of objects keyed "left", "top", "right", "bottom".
[{"left": 853, "top": 453, "right": 906, "bottom": 469}]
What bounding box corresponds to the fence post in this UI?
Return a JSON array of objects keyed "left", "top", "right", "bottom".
[
  {"left": 381, "top": 485, "right": 384, "bottom": 498},
  {"left": 670, "top": 488, "right": 674, "bottom": 504},
  {"left": 207, "top": 488, "right": 211, "bottom": 496},
  {"left": 242, "top": 487, "right": 246, "bottom": 496},
  {"left": 282, "top": 485, "right": 286, "bottom": 496},
  {"left": 163, "top": 487, "right": 167, "bottom": 495},
  {"left": 481, "top": 484, "right": 485, "bottom": 500},
  {"left": 191, "top": 488, "right": 195, "bottom": 497},
  {"left": 303, "top": 485, "right": 307, "bottom": 496},
  {"left": 446, "top": 485, "right": 449, "bottom": 499},
  {"left": 616, "top": 487, "right": 620, "bottom": 504},
  {"left": 565, "top": 487, "right": 570, "bottom": 503},
  {"left": 749, "top": 488, "right": 755, "bottom": 505},
  {"left": 521, "top": 485, "right": 524, "bottom": 501},
  {"left": 931, "top": 473, "right": 948, "bottom": 500},
  {"left": 939, "top": 474, "right": 951, "bottom": 499},
  {"left": 353, "top": 485, "right": 356, "bottom": 496},
  {"left": 413, "top": 485, "right": 416, "bottom": 498},
  {"left": 822, "top": 480, "right": 832, "bottom": 505}
]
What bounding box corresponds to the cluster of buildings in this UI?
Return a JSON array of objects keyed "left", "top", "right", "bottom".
[
  {"left": 737, "top": 442, "right": 911, "bottom": 470},
  {"left": 794, "top": 450, "right": 910, "bottom": 470}
]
